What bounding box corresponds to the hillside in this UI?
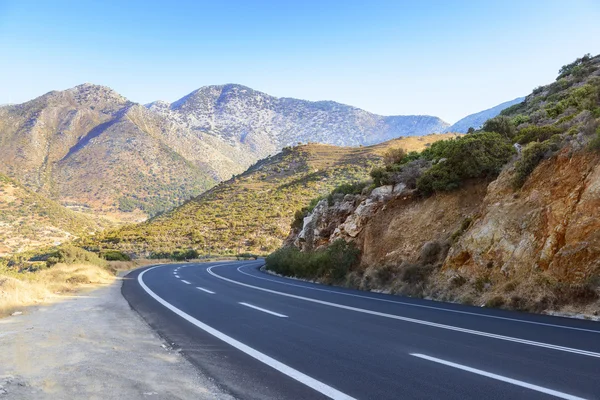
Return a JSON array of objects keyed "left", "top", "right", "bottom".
[
  {"left": 444, "top": 96, "right": 525, "bottom": 133},
  {"left": 0, "top": 84, "right": 218, "bottom": 220},
  {"left": 95, "top": 134, "right": 459, "bottom": 255},
  {"left": 0, "top": 173, "right": 108, "bottom": 256},
  {"left": 270, "top": 53, "right": 600, "bottom": 314}
]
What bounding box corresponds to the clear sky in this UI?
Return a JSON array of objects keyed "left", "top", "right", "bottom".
[{"left": 1, "top": 0, "right": 599, "bottom": 123}]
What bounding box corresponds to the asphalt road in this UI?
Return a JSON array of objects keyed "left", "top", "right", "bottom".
[{"left": 122, "top": 261, "right": 600, "bottom": 400}]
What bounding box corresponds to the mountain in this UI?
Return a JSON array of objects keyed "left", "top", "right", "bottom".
[
  {"left": 0, "top": 83, "right": 449, "bottom": 220},
  {"left": 94, "top": 134, "right": 459, "bottom": 255},
  {"left": 444, "top": 97, "right": 525, "bottom": 133},
  {"left": 0, "top": 84, "right": 218, "bottom": 221},
  {"left": 148, "top": 84, "right": 450, "bottom": 150},
  {"left": 0, "top": 173, "right": 108, "bottom": 256}
]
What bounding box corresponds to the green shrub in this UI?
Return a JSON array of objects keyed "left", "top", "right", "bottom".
[
  {"left": 265, "top": 240, "right": 360, "bottom": 282},
  {"left": 47, "top": 245, "right": 107, "bottom": 268},
  {"left": 400, "top": 264, "right": 433, "bottom": 284},
  {"left": 383, "top": 148, "right": 406, "bottom": 166},
  {"left": 588, "top": 126, "right": 600, "bottom": 151},
  {"left": 512, "top": 141, "right": 552, "bottom": 188},
  {"left": 416, "top": 132, "right": 515, "bottom": 195},
  {"left": 482, "top": 116, "right": 516, "bottom": 139},
  {"left": 102, "top": 250, "right": 131, "bottom": 261},
  {"left": 513, "top": 125, "right": 561, "bottom": 145}
]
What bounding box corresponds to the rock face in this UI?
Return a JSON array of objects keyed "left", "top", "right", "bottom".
[
  {"left": 284, "top": 148, "right": 600, "bottom": 313},
  {"left": 446, "top": 149, "right": 600, "bottom": 283}
]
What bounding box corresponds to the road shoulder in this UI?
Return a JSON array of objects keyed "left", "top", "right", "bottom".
[{"left": 0, "top": 276, "right": 235, "bottom": 400}]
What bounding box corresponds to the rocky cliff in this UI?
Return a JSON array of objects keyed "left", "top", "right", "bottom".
[{"left": 281, "top": 54, "right": 600, "bottom": 314}]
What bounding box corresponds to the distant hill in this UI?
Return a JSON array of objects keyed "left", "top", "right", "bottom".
[
  {"left": 445, "top": 97, "right": 525, "bottom": 133},
  {"left": 95, "top": 134, "right": 459, "bottom": 255},
  {"left": 0, "top": 173, "right": 109, "bottom": 256},
  {"left": 149, "top": 84, "right": 450, "bottom": 149}
]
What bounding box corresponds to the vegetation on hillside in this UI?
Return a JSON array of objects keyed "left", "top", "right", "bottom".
[
  {"left": 89, "top": 135, "right": 458, "bottom": 256},
  {"left": 0, "top": 174, "right": 110, "bottom": 256}
]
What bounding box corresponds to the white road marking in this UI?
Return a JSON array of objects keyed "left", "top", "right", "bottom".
[
  {"left": 239, "top": 302, "right": 288, "bottom": 318},
  {"left": 174, "top": 275, "right": 180, "bottom": 278},
  {"left": 138, "top": 267, "right": 355, "bottom": 400},
  {"left": 207, "top": 265, "right": 600, "bottom": 359},
  {"left": 236, "top": 266, "right": 600, "bottom": 335},
  {"left": 410, "top": 353, "right": 586, "bottom": 400},
  {"left": 181, "top": 280, "right": 191, "bottom": 284},
  {"left": 196, "top": 287, "right": 215, "bottom": 294}
]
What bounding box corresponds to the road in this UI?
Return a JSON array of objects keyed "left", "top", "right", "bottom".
[{"left": 122, "top": 261, "right": 600, "bottom": 400}]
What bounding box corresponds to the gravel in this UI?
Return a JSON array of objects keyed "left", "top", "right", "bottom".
[{"left": 0, "top": 278, "right": 235, "bottom": 399}]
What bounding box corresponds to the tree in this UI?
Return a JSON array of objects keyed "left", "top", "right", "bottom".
[{"left": 467, "top": 127, "right": 475, "bottom": 134}]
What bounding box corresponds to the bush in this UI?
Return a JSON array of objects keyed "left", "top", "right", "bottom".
[
  {"left": 512, "top": 141, "right": 553, "bottom": 189},
  {"left": 588, "top": 126, "right": 600, "bottom": 151},
  {"left": 102, "top": 250, "right": 131, "bottom": 261},
  {"left": 400, "top": 264, "right": 433, "bottom": 284},
  {"left": 265, "top": 240, "right": 360, "bottom": 282},
  {"left": 47, "top": 245, "right": 107, "bottom": 268},
  {"left": 482, "top": 116, "right": 516, "bottom": 139},
  {"left": 383, "top": 148, "right": 406, "bottom": 166},
  {"left": 416, "top": 132, "right": 515, "bottom": 195},
  {"left": 513, "top": 125, "right": 561, "bottom": 145}
]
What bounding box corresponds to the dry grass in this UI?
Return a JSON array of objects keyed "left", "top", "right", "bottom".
[{"left": 0, "top": 263, "right": 115, "bottom": 317}]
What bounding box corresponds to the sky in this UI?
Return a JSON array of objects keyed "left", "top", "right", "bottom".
[{"left": 0, "top": 1, "right": 599, "bottom": 123}]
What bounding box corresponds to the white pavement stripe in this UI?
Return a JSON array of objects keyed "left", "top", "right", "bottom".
[
  {"left": 197, "top": 287, "right": 215, "bottom": 294},
  {"left": 239, "top": 302, "right": 288, "bottom": 318},
  {"left": 174, "top": 275, "right": 180, "bottom": 278},
  {"left": 138, "top": 267, "right": 355, "bottom": 400},
  {"left": 207, "top": 265, "right": 600, "bottom": 359},
  {"left": 236, "top": 266, "right": 600, "bottom": 335},
  {"left": 410, "top": 353, "right": 586, "bottom": 400},
  {"left": 181, "top": 280, "right": 191, "bottom": 284}
]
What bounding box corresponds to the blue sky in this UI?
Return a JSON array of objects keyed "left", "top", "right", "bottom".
[{"left": 0, "top": 0, "right": 599, "bottom": 123}]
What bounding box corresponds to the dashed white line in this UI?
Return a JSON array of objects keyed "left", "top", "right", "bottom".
[
  {"left": 235, "top": 266, "right": 600, "bottom": 335},
  {"left": 181, "top": 280, "right": 191, "bottom": 284},
  {"left": 207, "top": 265, "right": 600, "bottom": 359},
  {"left": 138, "top": 267, "right": 355, "bottom": 400},
  {"left": 410, "top": 353, "right": 586, "bottom": 400},
  {"left": 239, "top": 302, "right": 288, "bottom": 318},
  {"left": 196, "top": 287, "right": 215, "bottom": 294},
  {"left": 174, "top": 275, "right": 180, "bottom": 278}
]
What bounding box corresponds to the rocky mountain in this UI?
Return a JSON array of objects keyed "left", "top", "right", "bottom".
[
  {"left": 94, "top": 134, "right": 459, "bottom": 255},
  {"left": 0, "top": 83, "right": 450, "bottom": 220},
  {"left": 445, "top": 97, "right": 525, "bottom": 133},
  {"left": 271, "top": 53, "right": 600, "bottom": 315},
  {"left": 0, "top": 173, "right": 108, "bottom": 256},
  {"left": 148, "top": 84, "right": 450, "bottom": 150}
]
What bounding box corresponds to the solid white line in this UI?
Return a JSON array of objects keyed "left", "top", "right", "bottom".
[
  {"left": 181, "top": 280, "right": 191, "bottom": 284},
  {"left": 196, "top": 287, "right": 215, "bottom": 294},
  {"left": 239, "top": 302, "right": 288, "bottom": 318},
  {"left": 138, "top": 267, "right": 355, "bottom": 400},
  {"left": 207, "top": 265, "right": 600, "bottom": 359},
  {"left": 410, "top": 353, "right": 586, "bottom": 400},
  {"left": 236, "top": 266, "right": 600, "bottom": 335}
]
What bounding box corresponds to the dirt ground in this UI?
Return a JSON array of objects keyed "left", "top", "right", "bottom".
[{"left": 0, "top": 278, "right": 235, "bottom": 399}]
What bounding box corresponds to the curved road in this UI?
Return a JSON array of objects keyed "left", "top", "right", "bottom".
[{"left": 122, "top": 261, "right": 600, "bottom": 400}]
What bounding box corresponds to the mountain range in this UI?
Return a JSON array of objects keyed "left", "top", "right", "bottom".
[
  {"left": 444, "top": 97, "right": 526, "bottom": 133},
  {"left": 0, "top": 83, "right": 520, "bottom": 220}
]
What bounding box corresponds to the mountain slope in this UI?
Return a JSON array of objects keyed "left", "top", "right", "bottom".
[
  {"left": 445, "top": 97, "right": 525, "bottom": 133},
  {"left": 0, "top": 174, "right": 108, "bottom": 256},
  {"left": 148, "top": 84, "right": 450, "bottom": 150},
  {"left": 0, "top": 84, "right": 220, "bottom": 220},
  {"left": 96, "top": 134, "right": 459, "bottom": 255}
]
